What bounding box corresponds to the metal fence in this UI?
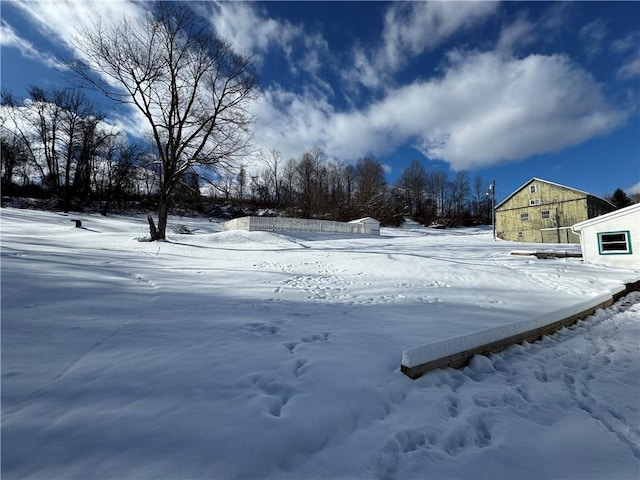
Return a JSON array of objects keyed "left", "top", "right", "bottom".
[{"left": 222, "top": 216, "right": 380, "bottom": 236}]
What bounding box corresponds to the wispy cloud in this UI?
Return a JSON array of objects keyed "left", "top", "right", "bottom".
[
  {"left": 611, "top": 32, "right": 640, "bottom": 80},
  {"left": 344, "top": 2, "right": 499, "bottom": 90},
  {"left": 9, "top": 0, "right": 146, "bottom": 61},
  {"left": 9, "top": 1, "right": 156, "bottom": 138},
  {"left": 204, "top": 2, "right": 299, "bottom": 60},
  {"left": 0, "top": 19, "right": 67, "bottom": 70},
  {"left": 202, "top": 1, "right": 329, "bottom": 78},
  {"left": 381, "top": 2, "right": 498, "bottom": 69},
  {"left": 579, "top": 18, "right": 607, "bottom": 58},
  {"left": 495, "top": 17, "right": 537, "bottom": 55}
]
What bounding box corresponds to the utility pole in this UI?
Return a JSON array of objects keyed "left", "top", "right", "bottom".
[{"left": 488, "top": 180, "right": 496, "bottom": 240}]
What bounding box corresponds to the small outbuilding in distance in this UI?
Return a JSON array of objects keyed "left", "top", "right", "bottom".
[{"left": 571, "top": 203, "right": 640, "bottom": 271}]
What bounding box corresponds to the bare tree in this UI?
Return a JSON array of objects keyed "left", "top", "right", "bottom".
[
  {"left": 280, "top": 158, "right": 297, "bottom": 208},
  {"left": 258, "top": 148, "right": 282, "bottom": 207},
  {"left": 295, "top": 146, "right": 325, "bottom": 217},
  {"left": 2, "top": 88, "right": 63, "bottom": 194},
  {"left": 0, "top": 126, "right": 30, "bottom": 192},
  {"left": 74, "top": 2, "right": 258, "bottom": 239},
  {"left": 472, "top": 175, "right": 491, "bottom": 222},
  {"left": 398, "top": 159, "right": 427, "bottom": 216},
  {"left": 426, "top": 171, "right": 449, "bottom": 217},
  {"left": 354, "top": 156, "right": 386, "bottom": 217},
  {"left": 450, "top": 170, "right": 470, "bottom": 217},
  {"left": 236, "top": 165, "right": 247, "bottom": 200},
  {"left": 2, "top": 87, "right": 106, "bottom": 209}
]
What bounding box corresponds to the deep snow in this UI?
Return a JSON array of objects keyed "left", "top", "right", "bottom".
[{"left": 1, "top": 207, "right": 639, "bottom": 479}]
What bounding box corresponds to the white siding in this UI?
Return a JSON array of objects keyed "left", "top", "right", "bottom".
[{"left": 572, "top": 204, "right": 640, "bottom": 270}]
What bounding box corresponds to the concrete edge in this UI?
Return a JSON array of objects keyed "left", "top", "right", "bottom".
[{"left": 401, "top": 280, "right": 640, "bottom": 380}]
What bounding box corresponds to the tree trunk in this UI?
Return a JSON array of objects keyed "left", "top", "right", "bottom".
[
  {"left": 147, "top": 213, "right": 158, "bottom": 241},
  {"left": 157, "top": 196, "right": 169, "bottom": 240}
]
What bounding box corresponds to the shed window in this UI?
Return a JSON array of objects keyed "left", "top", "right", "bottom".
[
  {"left": 598, "top": 231, "right": 632, "bottom": 255},
  {"left": 541, "top": 210, "right": 550, "bottom": 219},
  {"left": 530, "top": 185, "right": 537, "bottom": 194},
  {"left": 521, "top": 213, "right": 529, "bottom": 222}
]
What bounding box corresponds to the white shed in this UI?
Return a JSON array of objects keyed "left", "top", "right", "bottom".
[
  {"left": 571, "top": 203, "right": 640, "bottom": 271},
  {"left": 348, "top": 217, "right": 380, "bottom": 236}
]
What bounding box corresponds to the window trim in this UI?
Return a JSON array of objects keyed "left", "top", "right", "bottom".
[
  {"left": 541, "top": 210, "right": 550, "bottom": 219},
  {"left": 530, "top": 185, "right": 537, "bottom": 194},
  {"left": 520, "top": 213, "right": 529, "bottom": 222},
  {"left": 597, "top": 230, "right": 632, "bottom": 255},
  {"left": 529, "top": 198, "right": 541, "bottom": 206}
]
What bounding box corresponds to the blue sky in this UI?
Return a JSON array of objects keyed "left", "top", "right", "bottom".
[{"left": 1, "top": 1, "right": 639, "bottom": 202}]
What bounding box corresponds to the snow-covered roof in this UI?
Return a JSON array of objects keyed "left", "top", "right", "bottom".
[
  {"left": 495, "top": 177, "right": 611, "bottom": 210},
  {"left": 348, "top": 217, "right": 379, "bottom": 224},
  {"left": 572, "top": 202, "right": 640, "bottom": 232}
]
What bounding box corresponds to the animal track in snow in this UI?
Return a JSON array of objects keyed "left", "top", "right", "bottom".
[
  {"left": 241, "top": 373, "right": 296, "bottom": 418},
  {"left": 292, "top": 358, "right": 309, "bottom": 378},
  {"left": 243, "top": 322, "right": 281, "bottom": 336},
  {"left": 121, "top": 270, "right": 157, "bottom": 289},
  {"left": 283, "top": 332, "right": 331, "bottom": 353}
]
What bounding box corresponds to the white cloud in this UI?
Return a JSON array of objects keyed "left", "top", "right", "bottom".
[
  {"left": 0, "top": 19, "right": 67, "bottom": 70},
  {"left": 255, "top": 51, "right": 627, "bottom": 170},
  {"left": 382, "top": 1, "right": 498, "bottom": 68},
  {"left": 204, "top": 1, "right": 329, "bottom": 78},
  {"left": 626, "top": 182, "right": 640, "bottom": 195},
  {"left": 496, "top": 18, "right": 537, "bottom": 55},
  {"left": 205, "top": 2, "right": 298, "bottom": 60},
  {"left": 344, "top": 2, "right": 498, "bottom": 91},
  {"left": 10, "top": 0, "right": 145, "bottom": 54}
]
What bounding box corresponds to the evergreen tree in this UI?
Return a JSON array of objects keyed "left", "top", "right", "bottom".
[{"left": 609, "top": 188, "right": 632, "bottom": 208}]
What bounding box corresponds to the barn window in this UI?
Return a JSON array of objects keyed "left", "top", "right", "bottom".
[
  {"left": 530, "top": 185, "right": 537, "bottom": 194},
  {"left": 541, "top": 210, "right": 550, "bottom": 219},
  {"left": 598, "top": 231, "right": 632, "bottom": 255},
  {"left": 529, "top": 198, "right": 541, "bottom": 206},
  {"left": 521, "top": 213, "right": 529, "bottom": 221},
  {"left": 518, "top": 231, "right": 524, "bottom": 238}
]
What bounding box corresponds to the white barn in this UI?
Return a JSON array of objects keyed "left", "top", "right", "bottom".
[{"left": 571, "top": 203, "right": 640, "bottom": 271}]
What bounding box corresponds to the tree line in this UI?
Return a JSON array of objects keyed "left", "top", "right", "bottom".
[{"left": 240, "top": 149, "right": 494, "bottom": 227}]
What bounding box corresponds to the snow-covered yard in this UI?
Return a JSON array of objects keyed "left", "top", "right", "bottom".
[{"left": 2, "top": 207, "right": 639, "bottom": 479}]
